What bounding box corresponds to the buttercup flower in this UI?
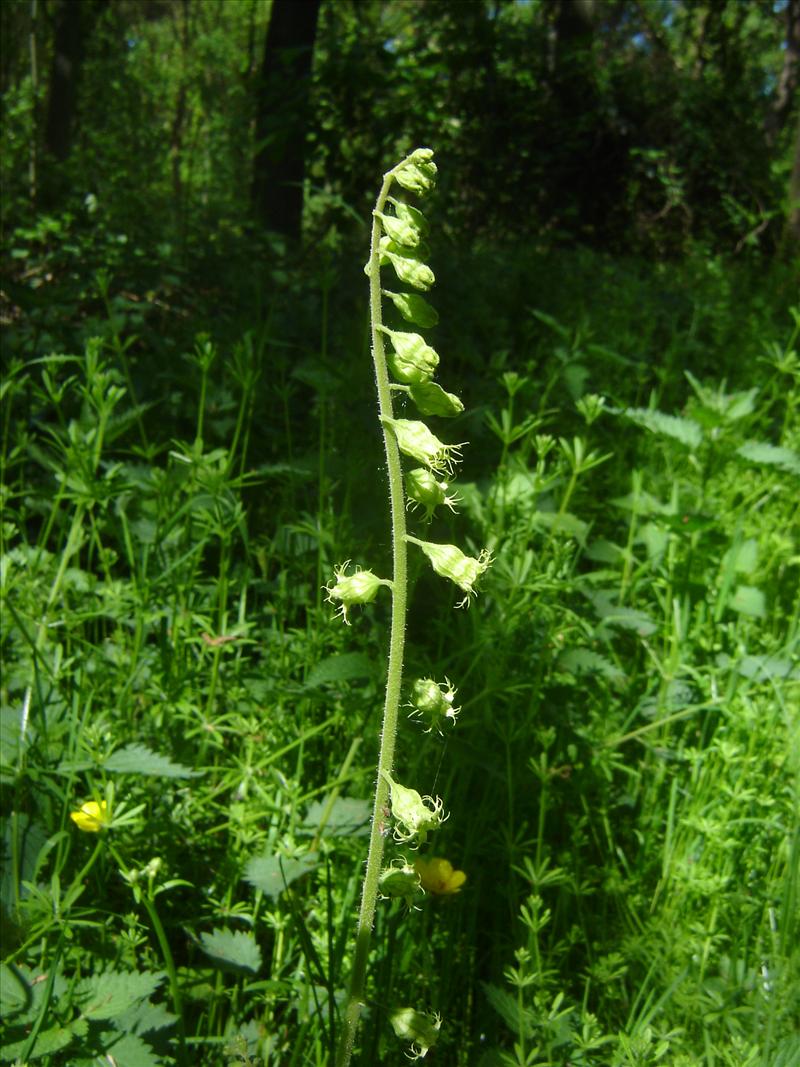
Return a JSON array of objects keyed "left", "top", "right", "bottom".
[
  {"left": 414, "top": 856, "right": 466, "bottom": 895},
  {"left": 70, "top": 800, "right": 110, "bottom": 833}
]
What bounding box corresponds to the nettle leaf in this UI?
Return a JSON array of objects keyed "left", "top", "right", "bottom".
[
  {"left": 104, "top": 743, "right": 201, "bottom": 778},
  {"left": 104, "top": 1030, "right": 161, "bottom": 1067},
  {"left": 558, "top": 648, "right": 625, "bottom": 686},
  {"left": 199, "top": 928, "right": 262, "bottom": 974},
  {"left": 0, "top": 963, "right": 29, "bottom": 1018},
  {"left": 244, "top": 850, "right": 318, "bottom": 899},
  {"left": 306, "top": 651, "right": 375, "bottom": 688},
  {"left": 619, "top": 407, "right": 703, "bottom": 450},
  {"left": 729, "top": 585, "right": 766, "bottom": 618},
  {"left": 383, "top": 290, "right": 439, "bottom": 327},
  {"left": 301, "top": 796, "right": 371, "bottom": 838},
  {"left": 588, "top": 591, "right": 658, "bottom": 636},
  {"left": 482, "top": 982, "right": 534, "bottom": 1039},
  {"left": 76, "top": 971, "right": 165, "bottom": 1021},
  {"left": 0, "top": 1018, "right": 86, "bottom": 1062},
  {"left": 736, "top": 440, "right": 800, "bottom": 476}
]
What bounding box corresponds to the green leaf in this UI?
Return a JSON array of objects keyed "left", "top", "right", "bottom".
[
  {"left": 0, "top": 1019, "right": 86, "bottom": 1062},
  {"left": 306, "top": 651, "right": 375, "bottom": 687},
  {"left": 588, "top": 591, "right": 658, "bottom": 636},
  {"left": 199, "top": 928, "right": 262, "bottom": 974},
  {"left": 103, "top": 1030, "right": 161, "bottom": 1067},
  {"left": 736, "top": 440, "right": 800, "bottom": 475},
  {"left": 558, "top": 648, "right": 625, "bottom": 685},
  {"left": 244, "top": 850, "right": 318, "bottom": 898},
  {"left": 76, "top": 970, "right": 165, "bottom": 1020},
  {"left": 383, "top": 290, "right": 439, "bottom": 327},
  {"left": 301, "top": 796, "right": 371, "bottom": 837},
  {"left": 481, "top": 982, "right": 534, "bottom": 1039},
  {"left": 729, "top": 585, "right": 766, "bottom": 617},
  {"left": 619, "top": 407, "right": 703, "bottom": 449},
  {"left": 0, "top": 964, "right": 29, "bottom": 1018},
  {"left": 104, "top": 743, "right": 201, "bottom": 778}
]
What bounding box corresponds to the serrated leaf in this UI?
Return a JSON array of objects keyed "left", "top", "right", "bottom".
[
  {"left": 104, "top": 1030, "right": 161, "bottom": 1067},
  {"left": 723, "top": 537, "right": 759, "bottom": 575},
  {"left": 306, "top": 652, "right": 374, "bottom": 687},
  {"left": 620, "top": 407, "right": 703, "bottom": 449},
  {"left": 0, "top": 1019, "right": 86, "bottom": 1062},
  {"left": 588, "top": 591, "right": 658, "bottom": 636},
  {"left": 558, "top": 648, "right": 625, "bottom": 685},
  {"left": 383, "top": 290, "right": 439, "bottom": 327},
  {"left": 729, "top": 585, "right": 766, "bottom": 618},
  {"left": 735, "top": 654, "right": 797, "bottom": 680},
  {"left": 244, "top": 850, "right": 318, "bottom": 898},
  {"left": 736, "top": 440, "right": 800, "bottom": 475},
  {"left": 199, "top": 928, "right": 262, "bottom": 974},
  {"left": 76, "top": 970, "right": 165, "bottom": 1020},
  {"left": 116, "top": 997, "right": 178, "bottom": 1036},
  {"left": 104, "top": 743, "right": 201, "bottom": 778},
  {"left": 301, "top": 796, "right": 371, "bottom": 838},
  {"left": 482, "top": 982, "right": 534, "bottom": 1039},
  {"left": 0, "top": 963, "right": 29, "bottom": 1017}
]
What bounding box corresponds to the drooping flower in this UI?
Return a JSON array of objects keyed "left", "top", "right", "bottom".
[
  {"left": 405, "top": 468, "right": 458, "bottom": 519},
  {"left": 381, "top": 417, "right": 463, "bottom": 475},
  {"left": 406, "top": 537, "right": 491, "bottom": 606},
  {"left": 325, "top": 562, "right": 392, "bottom": 624},
  {"left": 382, "top": 773, "right": 447, "bottom": 847},
  {"left": 414, "top": 856, "right": 467, "bottom": 895},
  {"left": 389, "top": 1007, "right": 442, "bottom": 1060},
  {"left": 70, "top": 800, "right": 110, "bottom": 833},
  {"left": 408, "top": 677, "right": 460, "bottom": 733},
  {"left": 379, "top": 860, "right": 422, "bottom": 908}
]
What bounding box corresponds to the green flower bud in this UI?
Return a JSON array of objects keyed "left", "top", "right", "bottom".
[
  {"left": 389, "top": 1007, "right": 442, "bottom": 1060},
  {"left": 381, "top": 417, "right": 463, "bottom": 475},
  {"left": 406, "top": 537, "right": 491, "bottom": 606},
  {"left": 383, "top": 290, "right": 439, "bottom": 328},
  {"left": 325, "top": 561, "right": 392, "bottom": 624},
  {"left": 389, "top": 198, "right": 429, "bottom": 237},
  {"left": 409, "top": 677, "right": 460, "bottom": 734},
  {"left": 408, "top": 381, "right": 464, "bottom": 418},
  {"left": 379, "top": 239, "right": 435, "bottom": 291},
  {"left": 382, "top": 772, "right": 447, "bottom": 846},
  {"left": 379, "top": 327, "right": 439, "bottom": 385},
  {"left": 393, "top": 151, "right": 438, "bottom": 195},
  {"left": 379, "top": 860, "right": 422, "bottom": 907},
  {"left": 405, "top": 468, "right": 458, "bottom": 519},
  {"left": 375, "top": 210, "right": 421, "bottom": 249}
]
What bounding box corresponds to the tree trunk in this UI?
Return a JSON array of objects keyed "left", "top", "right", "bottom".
[
  {"left": 251, "top": 0, "right": 321, "bottom": 240},
  {"left": 43, "top": 0, "right": 85, "bottom": 164}
]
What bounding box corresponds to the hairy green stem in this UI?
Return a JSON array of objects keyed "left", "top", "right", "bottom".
[{"left": 336, "top": 161, "right": 411, "bottom": 1067}]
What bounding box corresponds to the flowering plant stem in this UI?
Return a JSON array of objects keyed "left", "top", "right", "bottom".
[{"left": 335, "top": 162, "right": 411, "bottom": 1067}]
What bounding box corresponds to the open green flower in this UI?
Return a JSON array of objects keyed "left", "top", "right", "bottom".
[
  {"left": 389, "top": 1007, "right": 441, "bottom": 1060},
  {"left": 406, "top": 537, "right": 491, "bottom": 606},
  {"left": 381, "top": 417, "right": 463, "bottom": 475},
  {"left": 408, "top": 677, "right": 460, "bottom": 733},
  {"left": 382, "top": 773, "right": 447, "bottom": 847},
  {"left": 326, "top": 561, "right": 392, "bottom": 624}
]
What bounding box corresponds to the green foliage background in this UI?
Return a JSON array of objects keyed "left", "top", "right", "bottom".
[{"left": 1, "top": 1, "right": 798, "bottom": 1065}]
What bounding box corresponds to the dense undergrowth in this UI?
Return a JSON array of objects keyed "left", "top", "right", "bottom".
[{"left": 1, "top": 230, "right": 798, "bottom": 1066}]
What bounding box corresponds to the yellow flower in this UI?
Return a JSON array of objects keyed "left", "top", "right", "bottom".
[
  {"left": 414, "top": 856, "right": 466, "bottom": 895},
  {"left": 70, "top": 800, "right": 109, "bottom": 832}
]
